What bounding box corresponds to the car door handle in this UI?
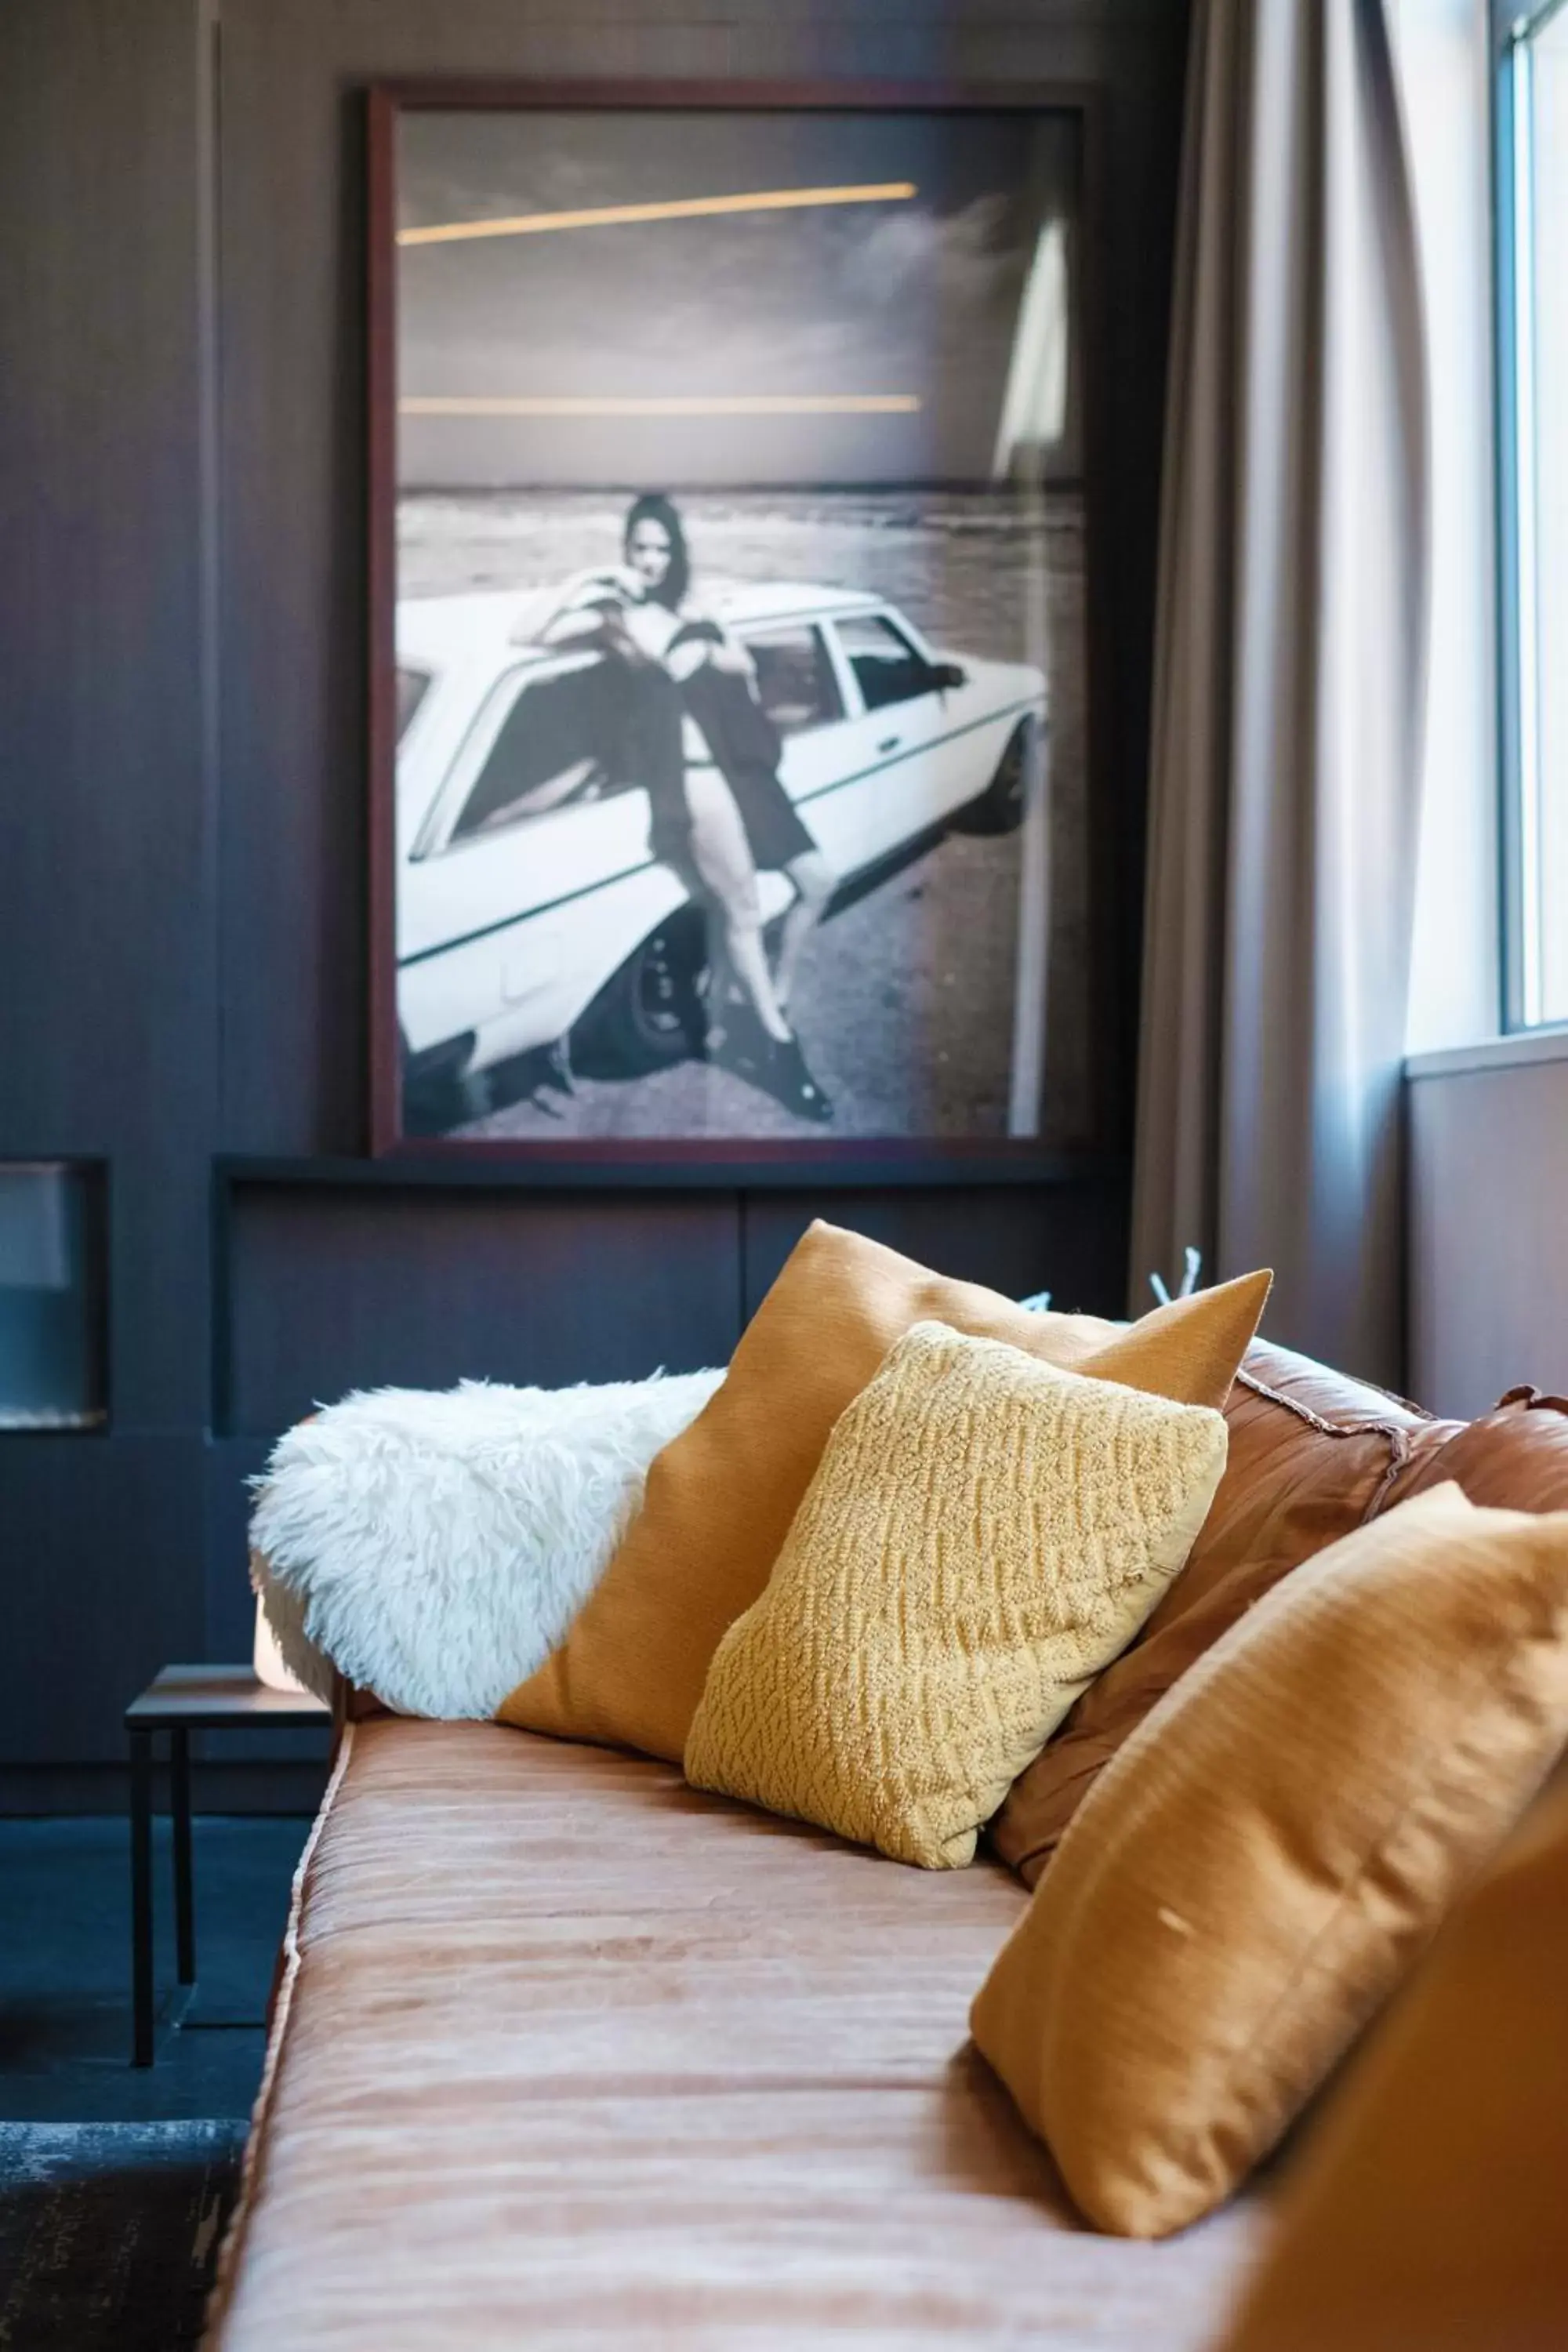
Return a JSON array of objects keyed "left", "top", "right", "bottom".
[{"left": 877, "top": 734, "right": 902, "bottom": 754}]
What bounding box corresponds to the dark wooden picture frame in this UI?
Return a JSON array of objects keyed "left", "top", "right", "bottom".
[{"left": 368, "top": 80, "right": 1111, "bottom": 1171}]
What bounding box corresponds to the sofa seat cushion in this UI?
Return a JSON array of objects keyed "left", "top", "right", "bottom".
[{"left": 206, "top": 1721, "right": 1261, "bottom": 2350}]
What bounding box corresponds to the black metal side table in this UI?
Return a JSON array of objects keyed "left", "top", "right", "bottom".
[{"left": 125, "top": 1664, "right": 332, "bottom": 2066}]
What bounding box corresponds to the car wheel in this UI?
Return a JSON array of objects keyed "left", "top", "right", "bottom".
[
  {"left": 571, "top": 904, "right": 710, "bottom": 1078},
  {"left": 950, "top": 716, "right": 1037, "bottom": 837}
]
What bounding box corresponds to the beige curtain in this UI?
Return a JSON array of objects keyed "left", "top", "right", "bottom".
[{"left": 1131, "top": 0, "right": 1429, "bottom": 1385}]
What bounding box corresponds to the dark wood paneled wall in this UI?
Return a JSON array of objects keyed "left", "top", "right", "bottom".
[
  {"left": 0, "top": 0, "right": 1189, "bottom": 1781},
  {"left": 0, "top": 0, "right": 217, "bottom": 1769}
]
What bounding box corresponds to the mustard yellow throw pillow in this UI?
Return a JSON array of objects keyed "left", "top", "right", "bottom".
[
  {"left": 684, "top": 1321, "right": 1229, "bottom": 1869},
  {"left": 968, "top": 1483, "right": 1568, "bottom": 2240},
  {"left": 499, "top": 1220, "right": 1270, "bottom": 1766}
]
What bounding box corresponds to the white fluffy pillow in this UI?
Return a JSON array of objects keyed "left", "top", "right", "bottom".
[{"left": 249, "top": 1368, "right": 723, "bottom": 1719}]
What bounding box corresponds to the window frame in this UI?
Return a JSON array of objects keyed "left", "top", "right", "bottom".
[
  {"left": 395, "top": 663, "right": 435, "bottom": 745},
  {"left": 412, "top": 648, "right": 612, "bottom": 859},
  {"left": 830, "top": 608, "right": 941, "bottom": 717},
  {"left": 736, "top": 620, "right": 847, "bottom": 739},
  {"left": 1494, "top": 0, "right": 1568, "bottom": 1030}
]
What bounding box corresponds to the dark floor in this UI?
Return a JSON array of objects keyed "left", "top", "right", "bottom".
[{"left": 0, "top": 1817, "right": 310, "bottom": 2123}]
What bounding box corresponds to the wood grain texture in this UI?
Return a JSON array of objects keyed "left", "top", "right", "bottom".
[
  {"left": 742, "top": 1173, "right": 1129, "bottom": 1319},
  {"left": 0, "top": 0, "right": 216, "bottom": 1427},
  {"left": 222, "top": 1181, "right": 742, "bottom": 1435},
  {"left": 3, "top": 1436, "right": 207, "bottom": 1763},
  {"left": 0, "top": 0, "right": 216, "bottom": 1764}
]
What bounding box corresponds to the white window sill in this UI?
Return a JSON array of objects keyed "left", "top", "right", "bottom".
[{"left": 1406, "top": 1028, "right": 1568, "bottom": 1080}]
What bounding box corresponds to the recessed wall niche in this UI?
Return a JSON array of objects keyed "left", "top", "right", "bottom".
[{"left": 0, "top": 1162, "right": 107, "bottom": 1431}]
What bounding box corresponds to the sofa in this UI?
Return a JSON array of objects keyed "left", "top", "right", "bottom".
[{"left": 205, "top": 1340, "right": 1568, "bottom": 2350}]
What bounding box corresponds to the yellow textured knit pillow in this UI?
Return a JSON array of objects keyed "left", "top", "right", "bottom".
[
  {"left": 684, "top": 1322, "right": 1229, "bottom": 1869},
  {"left": 498, "top": 1225, "right": 1271, "bottom": 1766}
]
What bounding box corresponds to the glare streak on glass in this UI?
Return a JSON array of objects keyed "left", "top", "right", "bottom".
[
  {"left": 398, "top": 395, "right": 922, "bottom": 418},
  {"left": 397, "top": 182, "right": 918, "bottom": 246},
  {"left": 991, "top": 221, "right": 1070, "bottom": 479}
]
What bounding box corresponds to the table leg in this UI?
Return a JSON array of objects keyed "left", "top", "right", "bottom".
[
  {"left": 129, "top": 1728, "right": 154, "bottom": 2066},
  {"left": 171, "top": 1725, "right": 195, "bottom": 1986}
]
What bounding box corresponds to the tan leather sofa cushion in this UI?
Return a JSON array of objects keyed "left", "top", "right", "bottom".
[
  {"left": 990, "top": 1339, "right": 1436, "bottom": 1884},
  {"left": 497, "top": 1223, "right": 1270, "bottom": 1765},
  {"left": 1378, "top": 1385, "right": 1568, "bottom": 1515},
  {"left": 970, "top": 1483, "right": 1568, "bottom": 2239},
  {"left": 685, "top": 1326, "right": 1227, "bottom": 1868},
  {"left": 1215, "top": 1764, "right": 1568, "bottom": 2352},
  {"left": 206, "top": 1720, "right": 1265, "bottom": 2350}
]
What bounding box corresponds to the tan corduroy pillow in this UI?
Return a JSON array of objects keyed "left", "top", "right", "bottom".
[
  {"left": 1214, "top": 1765, "right": 1568, "bottom": 2352},
  {"left": 498, "top": 1221, "right": 1271, "bottom": 1763},
  {"left": 684, "top": 1322, "right": 1229, "bottom": 1868},
  {"left": 969, "top": 1482, "right": 1568, "bottom": 2238}
]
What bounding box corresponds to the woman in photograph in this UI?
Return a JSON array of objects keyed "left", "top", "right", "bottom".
[{"left": 543, "top": 495, "right": 834, "bottom": 1122}]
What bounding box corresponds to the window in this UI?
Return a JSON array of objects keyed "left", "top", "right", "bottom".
[
  {"left": 833, "top": 614, "right": 935, "bottom": 713},
  {"left": 1500, "top": 0, "right": 1568, "bottom": 1026},
  {"left": 449, "top": 663, "right": 613, "bottom": 844},
  {"left": 743, "top": 624, "right": 844, "bottom": 735},
  {"left": 1393, "top": 0, "right": 1499, "bottom": 1054},
  {"left": 396, "top": 665, "right": 433, "bottom": 741}
]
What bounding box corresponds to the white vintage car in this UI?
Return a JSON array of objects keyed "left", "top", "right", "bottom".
[{"left": 394, "top": 583, "right": 1046, "bottom": 1117}]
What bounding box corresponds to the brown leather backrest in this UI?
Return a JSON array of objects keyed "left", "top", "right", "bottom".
[
  {"left": 1375, "top": 1387, "right": 1568, "bottom": 1517},
  {"left": 1180, "top": 1338, "right": 1450, "bottom": 1602},
  {"left": 989, "top": 1341, "right": 1456, "bottom": 1887},
  {"left": 343, "top": 1362, "right": 1568, "bottom": 1861}
]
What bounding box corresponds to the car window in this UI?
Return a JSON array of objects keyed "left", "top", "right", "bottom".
[
  {"left": 743, "top": 625, "right": 844, "bottom": 736},
  {"left": 397, "top": 665, "right": 433, "bottom": 742},
  {"left": 448, "top": 662, "right": 617, "bottom": 845},
  {"left": 834, "top": 614, "right": 934, "bottom": 713}
]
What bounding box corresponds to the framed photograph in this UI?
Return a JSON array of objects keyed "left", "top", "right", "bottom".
[{"left": 368, "top": 82, "right": 1105, "bottom": 1163}]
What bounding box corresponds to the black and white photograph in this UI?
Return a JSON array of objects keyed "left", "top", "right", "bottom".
[{"left": 378, "top": 99, "right": 1097, "bottom": 1151}]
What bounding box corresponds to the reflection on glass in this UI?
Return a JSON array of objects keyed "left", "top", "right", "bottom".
[{"left": 0, "top": 1164, "right": 107, "bottom": 1430}]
